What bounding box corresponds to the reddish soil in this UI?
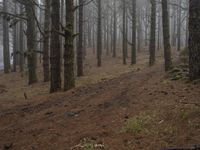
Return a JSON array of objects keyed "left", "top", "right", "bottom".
[{"left": 0, "top": 50, "right": 199, "bottom": 150}]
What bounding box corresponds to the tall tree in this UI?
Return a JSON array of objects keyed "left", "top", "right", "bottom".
[
  {"left": 189, "top": 0, "right": 200, "bottom": 80},
  {"left": 97, "top": 0, "right": 102, "bottom": 67},
  {"left": 64, "top": 0, "right": 75, "bottom": 91},
  {"left": 25, "top": 1, "right": 38, "bottom": 84},
  {"left": 77, "top": 0, "right": 84, "bottom": 76},
  {"left": 19, "top": 4, "right": 24, "bottom": 72},
  {"left": 43, "top": 0, "right": 50, "bottom": 82},
  {"left": 125, "top": 10, "right": 128, "bottom": 58},
  {"left": 177, "top": 0, "right": 182, "bottom": 51},
  {"left": 13, "top": 1, "right": 18, "bottom": 72},
  {"left": 157, "top": 5, "right": 161, "bottom": 51},
  {"left": 3, "top": 0, "right": 11, "bottom": 73},
  {"left": 137, "top": 9, "right": 142, "bottom": 52},
  {"left": 122, "top": 0, "right": 126, "bottom": 65},
  {"left": 113, "top": 0, "right": 117, "bottom": 58},
  {"left": 162, "top": 0, "right": 173, "bottom": 71},
  {"left": 149, "top": 0, "right": 156, "bottom": 66},
  {"left": 50, "top": 0, "right": 61, "bottom": 92},
  {"left": 131, "top": 0, "right": 136, "bottom": 65}
]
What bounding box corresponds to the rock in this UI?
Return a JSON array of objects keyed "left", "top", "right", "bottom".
[
  {"left": 160, "top": 91, "right": 168, "bottom": 95},
  {"left": 4, "top": 143, "right": 13, "bottom": 150},
  {"left": 124, "top": 115, "right": 129, "bottom": 119},
  {"left": 64, "top": 112, "right": 78, "bottom": 117},
  {"left": 45, "top": 111, "right": 53, "bottom": 116},
  {"left": 103, "top": 102, "right": 112, "bottom": 108}
]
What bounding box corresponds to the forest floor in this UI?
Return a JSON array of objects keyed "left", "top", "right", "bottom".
[{"left": 0, "top": 49, "right": 199, "bottom": 150}]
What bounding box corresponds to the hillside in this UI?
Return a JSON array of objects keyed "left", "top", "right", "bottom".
[{"left": 0, "top": 51, "right": 199, "bottom": 150}]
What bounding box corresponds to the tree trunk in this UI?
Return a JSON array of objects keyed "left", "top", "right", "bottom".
[
  {"left": 13, "top": 1, "right": 18, "bottom": 72},
  {"left": 157, "top": 6, "right": 161, "bottom": 51},
  {"left": 64, "top": 0, "right": 75, "bottom": 91},
  {"left": 162, "top": 0, "right": 173, "bottom": 71},
  {"left": 43, "top": 0, "right": 50, "bottom": 82},
  {"left": 106, "top": 17, "right": 109, "bottom": 56},
  {"left": 149, "top": 0, "right": 156, "bottom": 66},
  {"left": 19, "top": 4, "right": 24, "bottom": 72},
  {"left": 97, "top": 0, "right": 102, "bottom": 67},
  {"left": 50, "top": 0, "right": 61, "bottom": 92},
  {"left": 131, "top": 0, "right": 136, "bottom": 65},
  {"left": 77, "top": 0, "right": 84, "bottom": 76},
  {"left": 177, "top": 0, "right": 182, "bottom": 51},
  {"left": 172, "top": 4, "right": 177, "bottom": 47},
  {"left": 110, "top": 15, "right": 113, "bottom": 55},
  {"left": 113, "top": 0, "right": 117, "bottom": 58},
  {"left": 125, "top": 11, "right": 128, "bottom": 58},
  {"left": 3, "top": 0, "right": 11, "bottom": 73},
  {"left": 122, "top": 0, "right": 126, "bottom": 65},
  {"left": 189, "top": 0, "right": 200, "bottom": 80},
  {"left": 137, "top": 9, "right": 142, "bottom": 52},
  {"left": 25, "top": 2, "right": 38, "bottom": 84}
]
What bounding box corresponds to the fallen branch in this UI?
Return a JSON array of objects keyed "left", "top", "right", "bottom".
[
  {"left": 161, "top": 145, "right": 200, "bottom": 150},
  {"left": 179, "top": 101, "right": 200, "bottom": 107}
]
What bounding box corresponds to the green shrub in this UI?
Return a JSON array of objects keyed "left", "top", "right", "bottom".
[{"left": 122, "top": 113, "right": 152, "bottom": 134}]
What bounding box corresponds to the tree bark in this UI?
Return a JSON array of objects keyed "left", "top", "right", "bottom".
[
  {"left": 64, "top": 0, "right": 75, "bottom": 91},
  {"left": 3, "top": 0, "right": 11, "bottom": 73},
  {"left": 177, "top": 0, "right": 182, "bottom": 51},
  {"left": 13, "top": 1, "right": 18, "bottom": 72},
  {"left": 162, "top": 0, "right": 173, "bottom": 71},
  {"left": 122, "top": 0, "right": 126, "bottom": 65},
  {"left": 149, "top": 0, "right": 156, "bottom": 66},
  {"left": 50, "top": 0, "right": 61, "bottom": 92},
  {"left": 25, "top": 1, "right": 38, "bottom": 84},
  {"left": 131, "top": 0, "right": 136, "bottom": 65},
  {"left": 97, "top": 0, "right": 102, "bottom": 67},
  {"left": 113, "top": 0, "right": 117, "bottom": 58},
  {"left": 189, "top": 0, "right": 200, "bottom": 80},
  {"left": 43, "top": 0, "right": 50, "bottom": 82},
  {"left": 19, "top": 4, "right": 24, "bottom": 72},
  {"left": 77, "top": 0, "right": 84, "bottom": 76}
]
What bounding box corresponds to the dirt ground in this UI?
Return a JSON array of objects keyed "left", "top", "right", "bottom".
[{"left": 0, "top": 49, "right": 199, "bottom": 150}]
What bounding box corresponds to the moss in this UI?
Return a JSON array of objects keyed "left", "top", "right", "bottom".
[
  {"left": 180, "top": 111, "right": 190, "bottom": 121},
  {"left": 83, "top": 143, "right": 94, "bottom": 150}
]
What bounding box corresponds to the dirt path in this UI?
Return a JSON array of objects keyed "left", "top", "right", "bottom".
[{"left": 0, "top": 63, "right": 199, "bottom": 150}]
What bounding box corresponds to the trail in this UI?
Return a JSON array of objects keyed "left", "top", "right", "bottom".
[{"left": 0, "top": 63, "right": 199, "bottom": 150}]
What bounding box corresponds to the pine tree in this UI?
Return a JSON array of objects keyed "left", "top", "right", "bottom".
[
  {"left": 189, "top": 0, "right": 200, "bottom": 80},
  {"left": 77, "top": 0, "right": 84, "bottom": 76},
  {"left": 149, "top": 0, "right": 156, "bottom": 66},
  {"left": 43, "top": 0, "right": 50, "bottom": 82},
  {"left": 50, "top": 0, "right": 61, "bottom": 92},
  {"left": 3, "top": 0, "right": 11, "bottom": 73},
  {"left": 97, "top": 0, "right": 102, "bottom": 67},
  {"left": 25, "top": 1, "right": 38, "bottom": 84},
  {"left": 162, "top": 0, "right": 173, "bottom": 71},
  {"left": 131, "top": 0, "right": 136, "bottom": 65},
  {"left": 122, "top": 0, "right": 126, "bottom": 65},
  {"left": 64, "top": 0, "right": 75, "bottom": 91}
]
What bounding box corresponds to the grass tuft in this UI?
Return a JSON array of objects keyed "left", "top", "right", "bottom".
[{"left": 121, "top": 113, "right": 152, "bottom": 135}]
